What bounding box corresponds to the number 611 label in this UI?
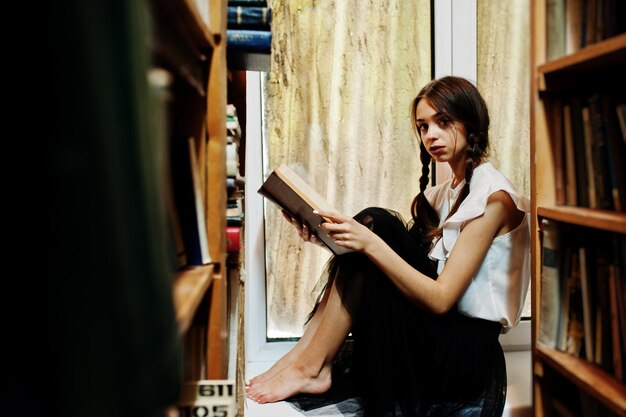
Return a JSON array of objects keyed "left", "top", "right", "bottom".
[{"left": 177, "top": 380, "right": 236, "bottom": 417}]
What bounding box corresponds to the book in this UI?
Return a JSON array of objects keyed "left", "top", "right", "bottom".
[
  {"left": 604, "top": 96, "right": 626, "bottom": 211},
  {"left": 565, "top": 0, "right": 584, "bottom": 54},
  {"left": 258, "top": 163, "right": 354, "bottom": 255},
  {"left": 588, "top": 94, "right": 613, "bottom": 210},
  {"left": 550, "top": 98, "right": 566, "bottom": 205},
  {"left": 563, "top": 103, "right": 578, "bottom": 206},
  {"left": 226, "top": 225, "right": 242, "bottom": 253},
  {"left": 170, "top": 137, "right": 212, "bottom": 265},
  {"left": 570, "top": 97, "right": 589, "bottom": 207},
  {"left": 564, "top": 250, "right": 584, "bottom": 357},
  {"left": 581, "top": 106, "right": 597, "bottom": 208},
  {"left": 227, "top": 29, "right": 272, "bottom": 53},
  {"left": 579, "top": 246, "right": 595, "bottom": 362},
  {"left": 228, "top": 0, "right": 267, "bottom": 5},
  {"left": 546, "top": 0, "right": 566, "bottom": 60},
  {"left": 228, "top": 6, "right": 272, "bottom": 29},
  {"left": 539, "top": 219, "right": 562, "bottom": 348}
]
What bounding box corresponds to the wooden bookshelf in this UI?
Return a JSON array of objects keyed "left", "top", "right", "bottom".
[
  {"left": 536, "top": 345, "right": 626, "bottom": 415},
  {"left": 173, "top": 265, "right": 216, "bottom": 333},
  {"left": 531, "top": 1, "right": 626, "bottom": 417},
  {"left": 150, "top": 0, "right": 241, "bottom": 413}
]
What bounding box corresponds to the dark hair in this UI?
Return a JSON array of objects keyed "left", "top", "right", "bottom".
[{"left": 409, "top": 76, "right": 490, "bottom": 244}]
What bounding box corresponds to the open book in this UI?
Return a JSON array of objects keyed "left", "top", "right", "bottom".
[{"left": 258, "top": 164, "right": 354, "bottom": 255}]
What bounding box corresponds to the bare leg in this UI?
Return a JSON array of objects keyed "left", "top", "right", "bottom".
[
  {"left": 246, "top": 279, "right": 352, "bottom": 404},
  {"left": 246, "top": 286, "right": 331, "bottom": 388}
]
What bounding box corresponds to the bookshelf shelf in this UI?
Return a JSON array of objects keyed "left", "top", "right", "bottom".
[
  {"left": 536, "top": 345, "right": 626, "bottom": 417},
  {"left": 537, "top": 206, "right": 626, "bottom": 234},
  {"left": 532, "top": 1, "right": 626, "bottom": 416},
  {"left": 538, "top": 33, "right": 626, "bottom": 75},
  {"left": 173, "top": 264, "right": 216, "bottom": 333}
]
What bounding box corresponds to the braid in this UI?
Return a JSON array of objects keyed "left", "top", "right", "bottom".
[
  {"left": 443, "top": 132, "right": 479, "bottom": 225},
  {"left": 419, "top": 142, "right": 431, "bottom": 193},
  {"left": 410, "top": 142, "right": 440, "bottom": 247}
]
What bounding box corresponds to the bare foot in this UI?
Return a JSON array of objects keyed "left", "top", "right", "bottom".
[
  {"left": 246, "top": 362, "right": 332, "bottom": 404},
  {"left": 245, "top": 352, "right": 295, "bottom": 388}
]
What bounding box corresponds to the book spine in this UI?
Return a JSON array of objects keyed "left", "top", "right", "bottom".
[
  {"left": 546, "top": 0, "right": 566, "bottom": 60},
  {"left": 227, "top": 6, "right": 272, "bottom": 29},
  {"left": 226, "top": 226, "right": 242, "bottom": 253},
  {"left": 227, "top": 29, "right": 272, "bottom": 53},
  {"left": 228, "top": 0, "right": 267, "bottom": 5},
  {"left": 539, "top": 219, "right": 562, "bottom": 348}
]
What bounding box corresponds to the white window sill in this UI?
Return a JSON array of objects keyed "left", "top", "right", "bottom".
[{"left": 243, "top": 349, "right": 531, "bottom": 417}]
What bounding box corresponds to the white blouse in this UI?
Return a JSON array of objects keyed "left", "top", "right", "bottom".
[{"left": 424, "top": 162, "right": 530, "bottom": 333}]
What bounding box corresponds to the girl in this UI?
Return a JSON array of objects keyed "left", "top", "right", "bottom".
[{"left": 246, "top": 76, "right": 530, "bottom": 417}]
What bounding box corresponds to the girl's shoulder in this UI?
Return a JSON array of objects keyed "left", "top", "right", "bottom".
[{"left": 457, "top": 162, "right": 530, "bottom": 223}]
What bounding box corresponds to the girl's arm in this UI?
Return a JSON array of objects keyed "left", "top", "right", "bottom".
[{"left": 318, "top": 191, "right": 519, "bottom": 313}]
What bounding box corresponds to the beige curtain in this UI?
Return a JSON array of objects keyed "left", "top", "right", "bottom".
[
  {"left": 477, "top": 0, "right": 530, "bottom": 196},
  {"left": 264, "top": 0, "right": 432, "bottom": 337}
]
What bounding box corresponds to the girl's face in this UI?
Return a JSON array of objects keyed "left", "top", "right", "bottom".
[{"left": 414, "top": 98, "right": 468, "bottom": 166}]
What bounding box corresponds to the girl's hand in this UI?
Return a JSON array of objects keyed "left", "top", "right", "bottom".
[
  {"left": 281, "top": 210, "right": 325, "bottom": 247},
  {"left": 315, "top": 210, "right": 377, "bottom": 253}
]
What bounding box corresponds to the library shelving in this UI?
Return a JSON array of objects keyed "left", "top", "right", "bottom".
[
  {"left": 150, "top": 0, "right": 244, "bottom": 412},
  {"left": 531, "top": 1, "right": 626, "bottom": 416}
]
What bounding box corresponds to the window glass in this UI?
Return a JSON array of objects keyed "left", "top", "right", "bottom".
[{"left": 263, "top": 1, "right": 432, "bottom": 339}]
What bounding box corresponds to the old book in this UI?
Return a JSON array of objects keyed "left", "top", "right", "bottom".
[
  {"left": 547, "top": 0, "right": 566, "bottom": 60},
  {"left": 227, "top": 6, "right": 272, "bottom": 29},
  {"left": 227, "top": 29, "right": 272, "bottom": 53},
  {"left": 258, "top": 163, "right": 354, "bottom": 255},
  {"left": 581, "top": 106, "right": 597, "bottom": 208},
  {"left": 563, "top": 104, "right": 578, "bottom": 206},
  {"left": 170, "top": 137, "right": 211, "bottom": 265},
  {"left": 539, "top": 219, "right": 562, "bottom": 348},
  {"left": 579, "top": 246, "right": 595, "bottom": 362},
  {"left": 570, "top": 97, "right": 589, "bottom": 207},
  {"left": 551, "top": 98, "right": 566, "bottom": 205}
]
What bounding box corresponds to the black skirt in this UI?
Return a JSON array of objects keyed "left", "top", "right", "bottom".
[{"left": 287, "top": 207, "right": 506, "bottom": 417}]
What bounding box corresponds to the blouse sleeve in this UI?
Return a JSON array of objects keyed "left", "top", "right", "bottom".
[{"left": 429, "top": 164, "right": 530, "bottom": 263}]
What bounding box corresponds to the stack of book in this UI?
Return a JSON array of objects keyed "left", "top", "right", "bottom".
[
  {"left": 226, "top": 0, "right": 272, "bottom": 55},
  {"left": 548, "top": 93, "right": 625, "bottom": 211},
  {"left": 538, "top": 219, "right": 626, "bottom": 381},
  {"left": 226, "top": 104, "right": 245, "bottom": 254}
]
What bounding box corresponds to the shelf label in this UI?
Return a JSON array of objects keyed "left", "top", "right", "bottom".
[{"left": 177, "top": 380, "right": 236, "bottom": 417}]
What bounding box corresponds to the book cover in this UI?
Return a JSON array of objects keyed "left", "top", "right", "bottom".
[
  {"left": 588, "top": 94, "right": 613, "bottom": 210},
  {"left": 603, "top": 96, "right": 626, "bottom": 212},
  {"left": 258, "top": 164, "right": 354, "bottom": 255},
  {"left": 563, "top": 103, "right": 578, "bottom": 206},
  {"left": 170, "top": 136, "right": 211, "bottom": 265},
  {"left": 570, "top": 97, "right": 590, "bottom": 207},
  {"left": 228, "top": 6, "right": 272, "bottom": 29},
  {"left": 228, "top": 0, "right": 267, "bottom": 5},
  {"left": 564, "top": 250, "right": 584, "bottom": 357},
  {"left": 565, "top": 0, "right": 584, "bottom": 54},
  {"left": 578, "top": 246, "right": 595, "bottom": 362},
  {"left": 547, "top": 0, "right": 566, "bottom": 60},
  {"left": 581, "top": 106, "right": 597, "bottom": 208},
  {"left": 550, "top": 98, "right": 566, "bottom": 205},
  {"left": 539, "top": 219, "right": 562, "bottom": 348},
  {"left": 227, "top": 29, "right": 272, "bottom": 53},
  {"left": 226, "top": 225, "right": 242, "bottom": 252}
]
